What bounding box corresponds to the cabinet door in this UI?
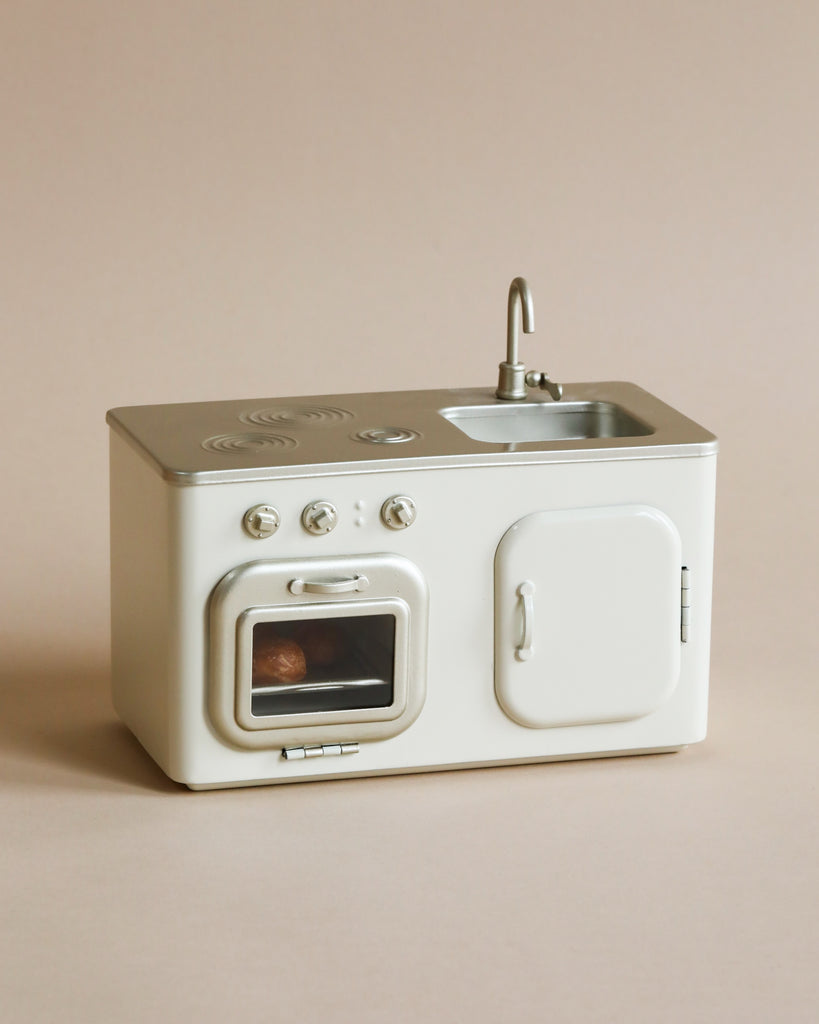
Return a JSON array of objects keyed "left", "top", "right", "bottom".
[{"left": 494, "top": 505, "right": 681, "bottom": 728}]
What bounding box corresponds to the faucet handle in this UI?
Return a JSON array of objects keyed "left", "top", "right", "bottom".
[{"left": 525, "top": 371, "right": 563, "bottom": 401}]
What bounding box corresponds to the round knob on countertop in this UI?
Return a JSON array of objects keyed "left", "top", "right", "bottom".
[
  {"left": 381, "top": 495, "right": 417, "bottom": 530},
  {"left": 301, "top": 500, "right": 338, "bottom": 535},
  {"left": 243, "top": 504, "right": 280, "bottom": 539}
]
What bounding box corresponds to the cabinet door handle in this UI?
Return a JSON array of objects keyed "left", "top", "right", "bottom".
[
  {"left": 516, "top": 580, "right": 535, "bottom": 661},
  {"left": 288, "top": 574, "right": 369, "bottom": 596}
]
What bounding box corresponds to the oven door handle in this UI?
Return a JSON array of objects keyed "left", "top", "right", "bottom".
[{"left": 288, "top": 574, "right": 370, "bottom": 596}]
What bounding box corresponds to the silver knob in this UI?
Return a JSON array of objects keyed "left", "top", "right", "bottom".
[
  {"left": 301, "top": 500, "right": 338, "bottom": 535},
  {"left": 243, "top": 504, "right": 280, "bottom": 539},
  {"left": 381, "top": 495, "right": 417, "bottom": 530}
]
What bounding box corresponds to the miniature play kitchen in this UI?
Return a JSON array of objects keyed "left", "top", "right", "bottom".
[{"left": 107, "top": 277, "right": 717, "bottom": 789}]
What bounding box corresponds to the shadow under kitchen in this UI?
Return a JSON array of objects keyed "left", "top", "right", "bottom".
[{"left": 0, "top": 659, "right": 180, "bottom": 793}]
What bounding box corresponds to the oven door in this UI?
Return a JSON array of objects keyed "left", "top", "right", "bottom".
[{"left": 208, "top": 553, "right": 428, "bottom": 750}]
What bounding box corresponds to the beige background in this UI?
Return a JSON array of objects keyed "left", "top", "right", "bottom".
[{"left": 1, "top": 2, "right": 817, "bottom": 1021}]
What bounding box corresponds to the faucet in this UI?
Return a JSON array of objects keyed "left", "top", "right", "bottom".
[{"left": 496, "top": 277, "right": 562, "bottom": 401}]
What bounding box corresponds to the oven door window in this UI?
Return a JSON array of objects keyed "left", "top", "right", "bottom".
[
  {"left": 250, "top": 613, "right": 396, "bottom": 718},
  {"left": 232, "top": 595, "right": 412, "bottom": 734}
]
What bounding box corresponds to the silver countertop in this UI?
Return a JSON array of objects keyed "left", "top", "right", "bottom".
[{"left": 106, "top": 382, "right": 718, "bottom": 485}]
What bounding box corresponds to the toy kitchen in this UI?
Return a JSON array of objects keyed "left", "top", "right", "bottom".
[{"left": 106, "top": 278, "right": 717, "bottom": 789}]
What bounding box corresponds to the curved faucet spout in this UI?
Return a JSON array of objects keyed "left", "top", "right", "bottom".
[
  {"left": 496, "top": 275, "right": 561, "bottom": 401},
  {"left": 506, "top": 277, "right": 535, "bottom": 365}
]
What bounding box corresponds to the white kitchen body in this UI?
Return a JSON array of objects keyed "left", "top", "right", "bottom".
[{"left": 107, "top": 378, "right": 716, "bottom": 790}]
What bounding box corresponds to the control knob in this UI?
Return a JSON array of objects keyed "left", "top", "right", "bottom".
[
  {"left": 381, "top": 495, "right": 417, "bottom": 530},
  {"left": 302, "top": 501, "right": 338, "bottom": 535},
  {"left": 243, "top": 504, "right": 280, "bottom": 539}
]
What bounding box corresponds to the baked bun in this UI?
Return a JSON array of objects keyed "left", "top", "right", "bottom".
[{"left": 252, "top": 635, "right": 307, "bottom": 685}]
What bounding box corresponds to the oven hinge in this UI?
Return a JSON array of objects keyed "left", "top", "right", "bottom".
[
  {"left": 681, "top": 566, "right": 691, "bottom": 643},
  {"left": 282, "top": 742, "right": 360, "bottom": 761}
]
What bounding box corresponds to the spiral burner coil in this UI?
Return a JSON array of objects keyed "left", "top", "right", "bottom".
[
  {"left": 201, "top": 432, "right": 298, "bottom": 455},
  {"left": 352, "top": 427, "right": 420, "bottom": 445},
  {"left": 240, "top": 405, "right": 353, "bottom": 428}
]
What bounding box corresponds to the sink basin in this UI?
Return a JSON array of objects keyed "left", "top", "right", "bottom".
[{"left": 439, "top": 400, "right": 653, "bottom": 444}]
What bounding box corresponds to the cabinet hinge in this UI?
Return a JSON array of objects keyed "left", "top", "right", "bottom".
[
  {"left": 282, "top": 742, "right": 359, "bottom": 761},
  {"left": 681, "top": 566, "right": 691, "bottom": 643}
]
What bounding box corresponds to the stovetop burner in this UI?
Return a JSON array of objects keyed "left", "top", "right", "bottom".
[
  {"left": 201, "top": 432, "right": 298, "bottom": 455},
  {"left": 352, "top": 427, "right": 420, "bottom": 445},
  {"left": 240, "top": 405, "right": 354, "bottom": 428}
]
